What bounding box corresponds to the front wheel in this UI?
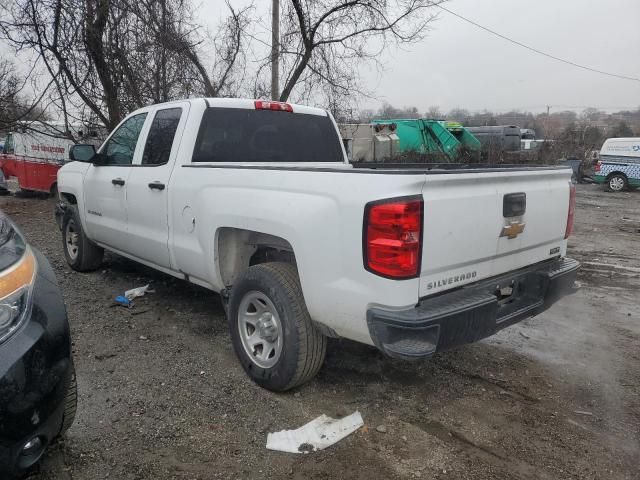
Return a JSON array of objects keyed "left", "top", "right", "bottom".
[
  {"left": 62, "top": 206, "right": 104, "bottom": 271},
  {"left": 58, "top": 364, "right": 77, "bottom": 436},
  {"left": 606, "top": 174, "right": 627, "bottom": 192},
  {"left": 228, "top": 262, "right": 327, "bottom": 391}
]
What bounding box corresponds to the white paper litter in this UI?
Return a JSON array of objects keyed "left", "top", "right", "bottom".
[
  {"left": 266, "top": 411, "right": 364, "bottom": 453},
  {"left": 124, "top": 284, "right": 154, "bottom": 301}
]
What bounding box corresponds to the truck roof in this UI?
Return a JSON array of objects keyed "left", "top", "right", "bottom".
[
  {"left": 600, "top": 137, "right": 640, "bottom": 157},
  {"left": 131, "top": 98, "right": 329, "bottom": 117},
  {"left": 202, "top": 98, "right": 328, "bottom": 117}
]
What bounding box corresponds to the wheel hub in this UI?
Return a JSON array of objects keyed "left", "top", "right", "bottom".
[
  {"left": 610, "top": 177, "right": 624, "bottom": 191},
  {"left": 65, "top": 221, "right": 79, "bottom": 260},
  {"left": 237, "top": 291, "right": 283, "bottom": 368},
  {"left": 256, "top": 313, "right": 278, "bottom": 342}
]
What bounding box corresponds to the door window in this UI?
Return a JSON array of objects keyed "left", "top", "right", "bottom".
[
  {"left": 4, "top": 134, "right": 14, "bottom": 154},
  {"left": 102, "top": 113, "right": 147, "bottom": 165},
  {"left": 142, "top": 108, "right": 182, "bottom": 165}
]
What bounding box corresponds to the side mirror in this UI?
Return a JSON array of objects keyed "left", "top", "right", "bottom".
[{"left": 69, "top": 144, "right": 96, "bottom": 163}]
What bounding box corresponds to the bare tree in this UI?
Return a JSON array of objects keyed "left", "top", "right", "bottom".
[
  {"left": 425, "top": 105, "right": 442, "bottom": 119},
  {"left": 0, "top": 59, "right": 22, "bottom": 124},
  {"left": 275, "top": 0, "right": 444, "bottom": 110},
  {"left": 445, "top": 108, "right": 470, "bottom": 122},
  {"left": 0, "top": 58, "right": 50, "bottom": 128},
  {"left": 0, "top": 0, "right": 251, "bottom": 130},
  {"left": 376, "top": 102, "right": 420, "bottom": 119}
]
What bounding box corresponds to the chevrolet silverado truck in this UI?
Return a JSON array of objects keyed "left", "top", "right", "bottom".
[{"left": 55, "top": 98, "right": 579, "bottom": 391}]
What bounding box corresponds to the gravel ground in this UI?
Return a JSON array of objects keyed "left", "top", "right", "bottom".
[{"left": 2, "top": 183, "right": 639, "bottom": 480}]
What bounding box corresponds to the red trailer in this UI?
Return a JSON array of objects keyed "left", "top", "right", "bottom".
[{"left": 0, "top": 123, "right": 102, "bottom": 195}]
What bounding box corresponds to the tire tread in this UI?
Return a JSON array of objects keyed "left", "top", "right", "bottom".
[
  {"left": 59, "top": 366, "right": 77, "bottom": 435},
  {"left": 264, "top": 262, "right": 326, "bottom": 390},
  {"left": 62, "top": 206, "right": 103, "bottom": 271}
]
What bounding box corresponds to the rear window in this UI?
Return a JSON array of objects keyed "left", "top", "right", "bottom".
[{"left": 192, "top": 108, "right": 343, "bottom": 163}]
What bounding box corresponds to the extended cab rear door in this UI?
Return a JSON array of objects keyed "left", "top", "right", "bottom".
[{"left": 123, "top": 102, "right": 189, "bottom": 268}]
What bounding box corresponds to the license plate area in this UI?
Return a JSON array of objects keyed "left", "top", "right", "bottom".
[{"left": 494, "top": 273, "right": 547, "bottom": 323}]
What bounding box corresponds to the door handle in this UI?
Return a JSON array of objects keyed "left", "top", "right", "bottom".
[
  {"left": 112, "top": 178, "right": 125, "bottom": 186},
  {"left": 148, "top": 181, "right": 165, "bottom": 191}
]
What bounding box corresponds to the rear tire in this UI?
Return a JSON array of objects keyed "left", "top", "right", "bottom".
[
  {"left": 62, "top": 205, "right": 103, "bottom": 271},
  {"left": 606, "top": 173, "right": 627, "bottom": 192},
  {"left": 228, "top": 262, "right": 326, "bottom": 391}
]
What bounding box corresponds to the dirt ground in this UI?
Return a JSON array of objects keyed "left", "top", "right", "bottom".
[{"left": 3, "top": 183, "right": 638, "bottom": 480}]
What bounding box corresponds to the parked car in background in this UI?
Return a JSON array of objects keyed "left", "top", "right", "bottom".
[
  {"left": 0, "top": 122, "right": 103, "bottom": 196},
  {"left": 466, "top": 125, "right": 522, "bottom": 159},
  {"left": 594, "top": 137, "right": 640, "bottom": 192},
  {"left": 520, "top": 128, "right": 536, "bottom": 140},
  {"left": 56, "top": 97, "right": 578, "bottom": 392},
  {"left": 0, "top": 212, "right": 76, "bottom": 477}
]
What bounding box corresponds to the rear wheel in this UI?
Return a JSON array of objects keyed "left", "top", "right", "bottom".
[
  {"left": 62, "top": 206, "right": 103, "bottom": 271},
  {"left": 228, "top": 262, "right": 326, "bottom": 391},
  {"left": 606, "top": 173, "right": 627, "bottom": 192}
]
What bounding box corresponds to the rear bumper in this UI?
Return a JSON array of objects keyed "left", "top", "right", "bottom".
[{"left": 367, "top": 257, "right": 579, "bottom": 360}]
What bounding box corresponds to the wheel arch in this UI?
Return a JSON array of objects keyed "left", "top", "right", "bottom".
[
  {"left": 605, "top": 171, "right": 629, "bottom": 191},
  {"left": 60, "top": 192, "right": 77, "bottom": 204},
  {"left": 215, "top": 227, "right": 297, "bottom": 288},
  {"left": 605, "top": 171, "right": 628, "bottom": 181}
]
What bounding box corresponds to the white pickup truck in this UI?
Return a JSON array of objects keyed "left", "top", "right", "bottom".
[{"left": 56, "top": 98, "right": 579, "bottom": 391}]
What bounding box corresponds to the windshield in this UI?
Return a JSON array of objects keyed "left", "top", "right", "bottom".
[{"left": 192, "top": 108, "right": 344, "bottom": 163}]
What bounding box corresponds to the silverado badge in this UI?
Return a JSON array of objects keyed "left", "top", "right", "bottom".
[{"left": 500, "top": 221, "right": 525, "bottom": 239}]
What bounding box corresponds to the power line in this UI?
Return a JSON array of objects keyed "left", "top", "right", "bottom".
[{"left": 435, "top": 5, "right": 640, "bottom": 83}]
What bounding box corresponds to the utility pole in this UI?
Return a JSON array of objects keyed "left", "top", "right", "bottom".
[
  {"left": 271, "top": 0, "right": 280, "bottom": 101},
  {"left": 544, "top": 105, "right": 551, "bottom": 139}
]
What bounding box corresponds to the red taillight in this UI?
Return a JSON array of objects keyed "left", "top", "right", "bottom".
[
  {"left": 364, "top": 197, "right": 423, "bottom": 279},
  {"left": 565, "top": 184, "right": 576, "bottom": 239},
  {"left": 594, "top": 161, "right": 601, "bottom": 173},
  {"left": 254, "top": 100, "right": 293, "bottom": 112}
]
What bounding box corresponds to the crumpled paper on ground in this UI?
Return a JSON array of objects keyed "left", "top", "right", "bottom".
[
  {"left": 124, "top": 284, "right": 154, "bottom": 301},
  {"left": 266, "top": 411, "right": 364, "bottom": 453}
]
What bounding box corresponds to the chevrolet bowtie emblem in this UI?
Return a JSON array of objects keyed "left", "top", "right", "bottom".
[{"left": 500, "top": 221, "right": 526, "bottom": 239}]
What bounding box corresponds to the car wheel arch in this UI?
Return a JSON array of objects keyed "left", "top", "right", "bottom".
[{"left": 215, "top": 227, "right": 298, "bottom": 288}]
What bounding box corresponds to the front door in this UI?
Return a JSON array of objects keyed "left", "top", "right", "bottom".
[
  {"left": 83, "top": 113, "right": 148, "bottom": 251},
  {"left": 124, "top": 104, "right": 188, "bottom": 268}
]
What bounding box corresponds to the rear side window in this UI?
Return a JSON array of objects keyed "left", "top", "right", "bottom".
[
  {"left": 192, "top": 108, "right": 343, "bottom": 163},
  {"left": 142, "top": 108, "right": 182, "bottom": 165}
]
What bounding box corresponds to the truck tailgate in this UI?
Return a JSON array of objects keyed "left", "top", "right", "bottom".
[{"left": 419, "top": 168, "right": 572, "bottom": 297}]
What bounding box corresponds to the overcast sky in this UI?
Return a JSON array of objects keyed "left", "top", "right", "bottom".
[
  {"left": 201, "top": 0, "right": 640, "bottom": 114},
  {"left": 3, "top": 0, "right": 638, "bottom": 115}
]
